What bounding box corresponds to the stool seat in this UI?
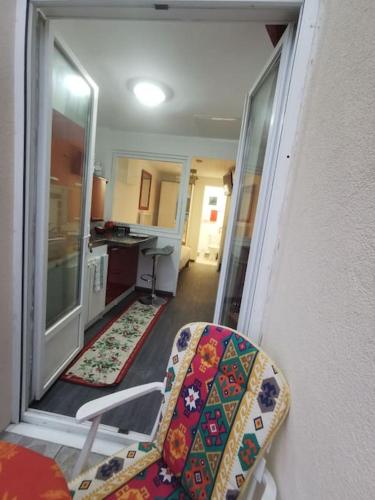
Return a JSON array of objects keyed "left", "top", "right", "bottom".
[{"left": 142, "top": 245, "right": 174, "bottom": 257}]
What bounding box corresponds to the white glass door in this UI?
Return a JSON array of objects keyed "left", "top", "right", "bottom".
[
  {"left": 214, "top": 26, "right": 294, "bottom": 334},
  {"left": 33, "top": 24, "right": 98, "bottom": 399}
]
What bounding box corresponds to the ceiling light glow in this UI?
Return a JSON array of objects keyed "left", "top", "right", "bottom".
[
  {"left": 64, "top": 74, "right": 90, "bottom": 97},
  {"left": 132, "top": 80, "right": 167, "bottom": 107}
]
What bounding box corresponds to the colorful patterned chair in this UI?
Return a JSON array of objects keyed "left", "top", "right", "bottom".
[{"left": 69, "top": 323, "right": 290, "bottom": 499}]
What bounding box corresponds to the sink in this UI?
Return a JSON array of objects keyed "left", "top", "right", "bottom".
[{"left": 128, "top": 234, "right": 149, "bottom": 240}]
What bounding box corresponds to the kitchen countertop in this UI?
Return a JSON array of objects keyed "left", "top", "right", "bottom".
[{"left": 91, "top": 233, "right": 157, "bottom": 249}]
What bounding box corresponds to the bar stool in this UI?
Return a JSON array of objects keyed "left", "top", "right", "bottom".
[{"left": 140, "top": 245, "right": 174, "bottom": 306}]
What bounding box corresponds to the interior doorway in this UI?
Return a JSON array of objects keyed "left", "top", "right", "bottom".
[
  {"left": 196, "top": 185, "right": 227, "bottom": 266},
  {"left": 18, "top": 0, "right": 315, "bottom": 449}
]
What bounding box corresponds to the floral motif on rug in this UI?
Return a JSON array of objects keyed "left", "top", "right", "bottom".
[{"left": 61, "top": 300, "right": 167, "bottom": 387}]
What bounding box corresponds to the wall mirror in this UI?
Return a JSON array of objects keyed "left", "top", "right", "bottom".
[
  {"left": 112, "top": 156, "right": 183, "bottom": 229},
  {"left": 139, "top": 170, "right": 152, "bottom": 210}
]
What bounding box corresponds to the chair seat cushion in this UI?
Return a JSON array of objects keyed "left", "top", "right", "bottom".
[
  {"left": 69, "top": 442, "right": 189, "bottom": 499},
  {"left": 0, "top": 441, "right": 70, "bottom": 499}
]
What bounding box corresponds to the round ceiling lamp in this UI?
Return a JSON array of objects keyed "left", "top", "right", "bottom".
[{"left": 128, "top": 78, "right": 172, "bottom": 108}]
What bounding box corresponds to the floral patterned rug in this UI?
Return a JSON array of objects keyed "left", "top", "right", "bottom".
[{"left": 61, "top": 300, "right": 167, "bottom": 387}]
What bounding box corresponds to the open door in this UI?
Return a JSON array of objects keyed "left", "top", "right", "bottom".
[
  {"left": 214, "top": 25, "right": 295, "bottom": 333},
  {"left": 32, "top": 18, "right": 98, "bottom": 399}
]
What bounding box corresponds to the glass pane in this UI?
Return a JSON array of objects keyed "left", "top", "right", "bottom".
[
  {"left": 111, "top": 157, "right": 183, "bottom": 229},
  {"left": 46, "top": 45, "right": 91, "bottom": 328},
  {"left": 221, "top": 60, "right": 280, "bottom": 329}
]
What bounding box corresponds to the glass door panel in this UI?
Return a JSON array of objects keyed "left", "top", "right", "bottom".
[
  {"left": 32, "top": 27, "right": 97, "bottom": 400},
  {"left": 220, "top": 60, "right": 280, "bottom": 329},
  {"left": 46, "top": 45, "right": 91, "bottom": 329}
]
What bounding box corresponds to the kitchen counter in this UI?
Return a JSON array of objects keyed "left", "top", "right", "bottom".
[{"left": 91, "top": 233, "right": 157, "bottom": 249}]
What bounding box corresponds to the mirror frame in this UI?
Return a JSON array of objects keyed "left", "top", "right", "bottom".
[{"left": 138, "top": 169, "right": 152, "bottom": 210}]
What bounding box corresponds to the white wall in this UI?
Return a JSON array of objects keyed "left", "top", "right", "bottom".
[
  {"left": 259, "top": 1, "right": 375, "bottom": 498},
  {"left": 0, "top": 0, "right": 18, "bottom": 431}
]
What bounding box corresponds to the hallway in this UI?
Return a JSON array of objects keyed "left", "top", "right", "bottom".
[{"left": 31, "top": 262, "right": 220, "bottom": 434}]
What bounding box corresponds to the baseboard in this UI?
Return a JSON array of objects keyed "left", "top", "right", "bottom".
[
  {"left": 11, "top": 409, "right": 152, "bottom": 455},
  {"left": 135, "top": 286, "right": 173, "bottom": 297}
]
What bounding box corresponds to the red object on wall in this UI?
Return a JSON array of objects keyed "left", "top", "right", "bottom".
[
  {"left": 50, "top": 109, "right": 85, "bottom": 223},
  {"left": 0, "top": 441, "right": 70, "bottom": 498},
  {"left": 210, "top": 210, "right": 218, "bottom": 222},
  {"left": 91, "top": 175, "right": 106, "bottom": 221}
]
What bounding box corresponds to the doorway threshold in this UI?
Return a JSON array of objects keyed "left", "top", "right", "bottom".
[{"left": 10, "top": 409, "right": 150, "bottom": 456}]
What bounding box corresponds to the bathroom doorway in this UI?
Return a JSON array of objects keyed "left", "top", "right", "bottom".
[{"left": 196, "top": 186, "right": 227, "bottom": 267}]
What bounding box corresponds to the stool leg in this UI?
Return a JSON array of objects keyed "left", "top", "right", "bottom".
[
  {"left": 140, "top": 254, "right": 167, "bottom": 306},
  {"left": 151, "top": 255, "right": 167, "bottom": 306},
  {"left": 140, "top": 255, "right": 157, "bottom": 305},
  {"left": 151, "top": 255, "right": 156, "bottom": 300}
]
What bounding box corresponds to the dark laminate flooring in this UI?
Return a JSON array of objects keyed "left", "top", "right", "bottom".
[{"left": 30, "top": 262, "right": 219, "bottom": 435}]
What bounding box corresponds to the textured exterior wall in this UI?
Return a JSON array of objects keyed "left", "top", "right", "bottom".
[
  {"left": 261, "top": 0, "right": 375, "bottom": 498},
  {"left": 0, "top": 0, "right": 17, "bottom": 430}
]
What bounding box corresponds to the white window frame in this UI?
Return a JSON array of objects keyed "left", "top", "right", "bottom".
[
  {"left": 108, "top": 150, "right": 190, "bottom": 239},
  {"left": 10, "top": 0, "right": 320, "bottom": 441}
]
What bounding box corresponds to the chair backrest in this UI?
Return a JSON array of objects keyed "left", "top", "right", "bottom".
[{"left": 156, "top": 323, "right": 290, "bottom": 499}]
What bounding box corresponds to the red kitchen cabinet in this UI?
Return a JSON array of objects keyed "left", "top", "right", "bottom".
[{"left": 105, "top": 245, "right": 138, "bottom": 304}]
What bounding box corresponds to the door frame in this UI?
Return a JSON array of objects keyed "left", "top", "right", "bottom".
[
  {"left": 11, "top": 0, "right": 320, "bottom": 433},
  {"left": 213, "top": 24, "right": 295, "bottom": 335}
]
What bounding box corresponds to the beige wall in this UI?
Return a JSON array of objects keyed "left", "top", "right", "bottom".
[
  {"left": 0, "top": 0, "right": 17, "bottom": 430},
  {"left": 260, "top": 1, "right": 375, "bottom": 498},
  {"left": 111, "top": 158, "right": 162, "bottom": 225}
]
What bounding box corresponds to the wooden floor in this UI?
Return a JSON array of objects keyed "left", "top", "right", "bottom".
[{"left": 30, "top": 262, "right": 220, "bottom": 435}]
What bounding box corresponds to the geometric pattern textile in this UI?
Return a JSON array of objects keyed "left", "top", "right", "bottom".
[
  {"left": 69, "top": 322, "right": 291, "bottom": 499},
  {"left": 0, "top": 441, "right": 70, "bottom": 498},
  {"left": 61, "top": 300, "right": 167, "bottom": 387},
  {"left": 69, "top": 442, "right": 188, "bottom": 499}
]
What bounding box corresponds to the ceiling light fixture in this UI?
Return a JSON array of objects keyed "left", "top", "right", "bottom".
[{"left": 128, "top": 79, "right": 171, "bottom": 108}]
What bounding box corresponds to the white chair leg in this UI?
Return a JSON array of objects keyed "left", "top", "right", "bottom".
[
  {"left": 261, "top": 467, "right": 277, "bottom": 500},
  {"left": 72, "top": 415, "right": 102, "bottom": 479}
]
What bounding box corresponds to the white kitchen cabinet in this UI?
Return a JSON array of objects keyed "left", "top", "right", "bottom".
[{"left": 83, "top": 245, "right": 108, "bottom": 328}]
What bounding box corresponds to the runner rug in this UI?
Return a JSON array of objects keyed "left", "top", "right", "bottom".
[{"left": 61, "top": 299, "right": 168, "bottom": 387}]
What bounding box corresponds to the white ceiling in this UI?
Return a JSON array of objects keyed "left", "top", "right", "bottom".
[
  {"left": 191, "top": 157, "right": 235, "bottom": 178},
  {"left": 53, "top": 19, "right": 274, "bottom": 139}
]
